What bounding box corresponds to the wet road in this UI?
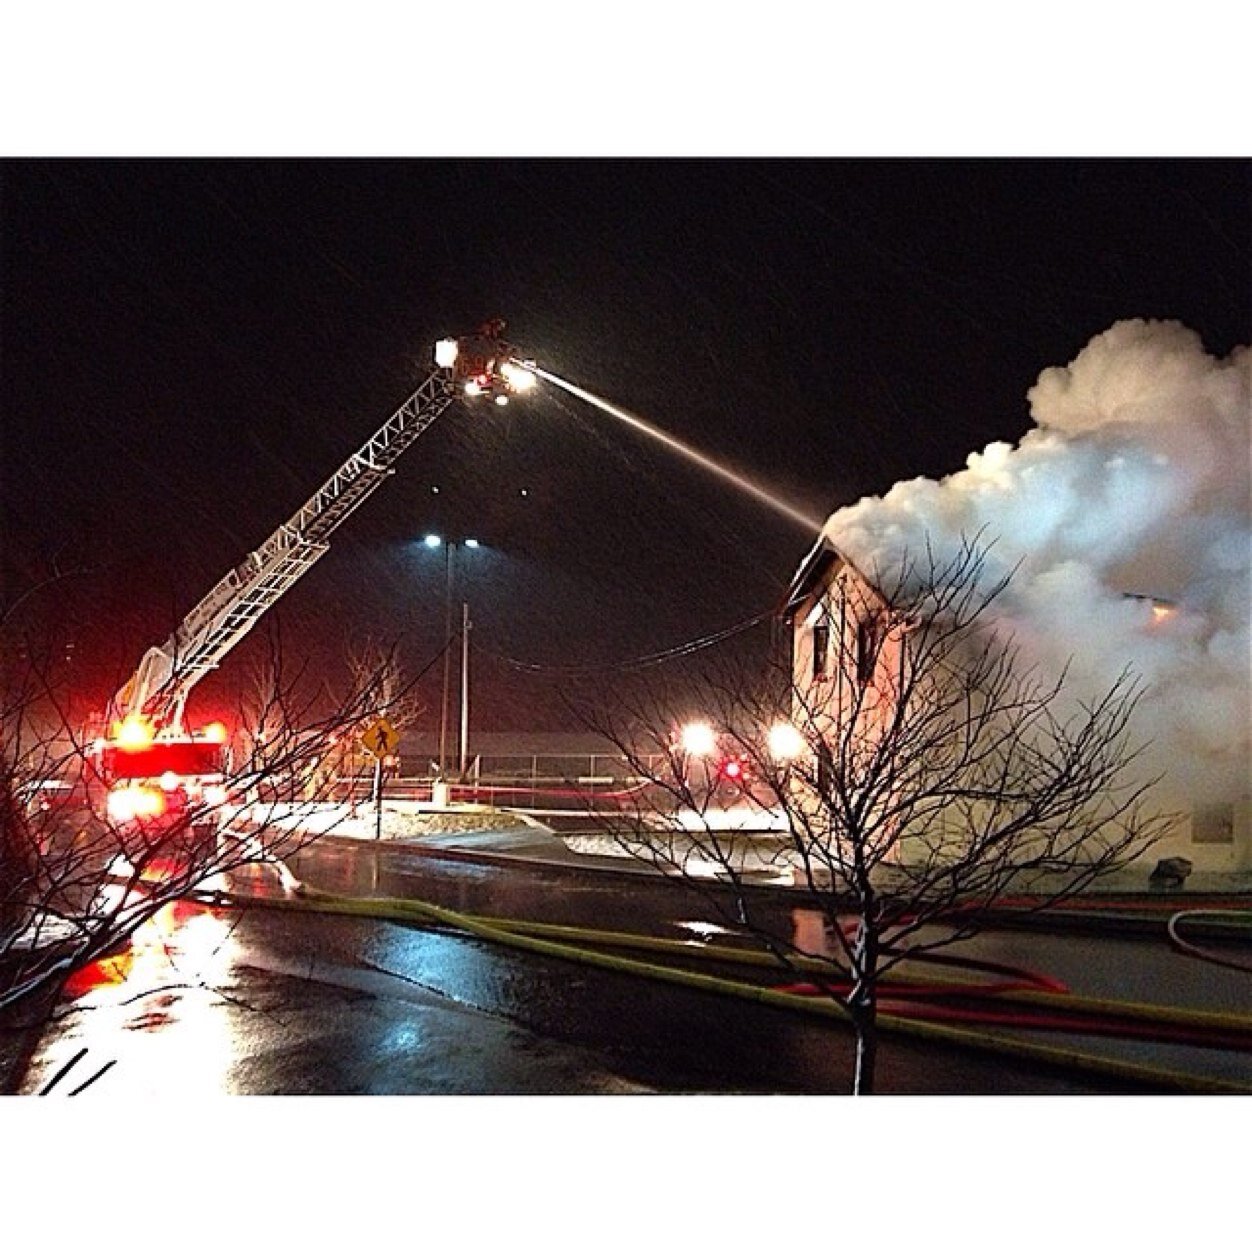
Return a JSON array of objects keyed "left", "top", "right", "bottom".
[{"left": 12, "top": 839, "right": 1252, "bottom": 1096}]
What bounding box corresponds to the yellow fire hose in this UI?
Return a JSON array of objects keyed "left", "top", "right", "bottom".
[{"left": 199, "top": 884, "right": 1252, "bottom": 1095}]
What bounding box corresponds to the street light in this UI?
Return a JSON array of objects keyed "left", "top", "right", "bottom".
[{"left": 421, "top": 534, "right": 481, "bottom": 781}]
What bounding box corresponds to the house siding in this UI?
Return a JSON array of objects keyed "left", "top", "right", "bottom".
[{"left": 786, "top": 540, "right": 1252, "bottom": 877}]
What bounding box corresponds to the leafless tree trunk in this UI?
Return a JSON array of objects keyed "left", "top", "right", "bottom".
[
  {"left": 587, "top": 536, "right": 1177, "bottom": 1094},
  {"left": 0, "top": 634, "right": 410, "bottom": 1032}
]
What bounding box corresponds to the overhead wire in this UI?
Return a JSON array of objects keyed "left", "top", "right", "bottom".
[
  {"left": 482, "top": 605, "right": 778, "bottom": 678},
  {"left": 478, "top": 380, "right": 792, "bottom": 678}
]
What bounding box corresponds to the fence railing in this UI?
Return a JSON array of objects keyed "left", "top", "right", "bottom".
[{"left": 333, "top": 753, "right": 667, "bottom": 811}]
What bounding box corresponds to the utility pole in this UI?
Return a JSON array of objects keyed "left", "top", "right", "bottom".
[
  {"left": 459, "top": 600, "right": 471, "bottom": 777},
  {"left": 428, "top": 533, "right": 480, "bottom": 788},
  {"left": 437, "top": 542, "right": 455, "bottom": 777}
]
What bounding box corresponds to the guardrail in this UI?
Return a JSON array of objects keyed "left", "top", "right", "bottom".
[{"left": 332, "top": 753, "right": 666, "bottom": 811}]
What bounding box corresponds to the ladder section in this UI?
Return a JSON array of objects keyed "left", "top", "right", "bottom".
[{"left": 135, "top": 368, "right": 456, "bottom": 724}]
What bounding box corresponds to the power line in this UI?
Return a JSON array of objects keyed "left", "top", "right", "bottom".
[{"left": 485, "top": 607, "right": 777, "bottom": 678}]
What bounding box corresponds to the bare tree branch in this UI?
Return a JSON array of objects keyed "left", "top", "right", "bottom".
[
  {"left": 584, "top": 535, "right": 1177, "bottom": 1093},
  {"left": 0, "top": 630, "right": 424, "bottom": 1027}
]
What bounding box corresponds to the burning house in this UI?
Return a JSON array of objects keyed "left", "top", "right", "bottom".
[
  {"left": 785, "top": 320, "right": 1250, "bottom": 876},
  {"left": 784, "top": 530, "right": 1251, "bottom": 876}
]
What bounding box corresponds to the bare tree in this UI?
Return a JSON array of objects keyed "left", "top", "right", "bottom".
[
  {"left": 0, "top": 633, "right": 405, "bottom": 1033},
  {"left": 342, "top": 636, "right": 426, "bottom": 736},
  {"left": 590, "top": 537, "right": 1176, "bottom": 1094},
  {"left": 336, "top": 636, "right": 427, "bottom": 795}
]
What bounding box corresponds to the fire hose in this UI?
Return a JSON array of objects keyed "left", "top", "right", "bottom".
[
  {"left": 1166, "top": 908, "right": 1252, "bottom": 974},
  {"left": 181, "top": 883, "right": 1252, "bottom": 1095}
]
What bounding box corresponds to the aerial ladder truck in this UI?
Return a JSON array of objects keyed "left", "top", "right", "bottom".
[{"left": 92, "top": 323, "right": 535, "bottom": 846}]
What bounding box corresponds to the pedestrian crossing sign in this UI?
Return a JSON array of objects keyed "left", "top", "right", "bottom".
[{"left": 360, "top": 717, "right": 399, "bottom": 760}]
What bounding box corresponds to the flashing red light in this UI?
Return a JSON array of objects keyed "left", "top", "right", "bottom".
[{"left": 721, "top": 759, "right": 744, "bottom": 781}]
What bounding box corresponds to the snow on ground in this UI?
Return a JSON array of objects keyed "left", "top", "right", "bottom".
[
  {"left": 233, "top": 799, "right": 798, "bottom": 882},
  {"left": 233, "top": 800, "right": 542, "bottom": 843},
  {"left": 231, "top": 801, "right": 1249, "bottom": 893},
  {"left": 563, "top": 829, "right": 801, "bottom": 884},
  {"left": 664, "top": 804, "right": 791, "bottom": 833}
]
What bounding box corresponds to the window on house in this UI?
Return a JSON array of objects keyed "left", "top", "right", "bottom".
[
  {"left": 817, "top": 741, "right": 834, "bottom": 796},
  {"left": 856, "top": 614, "right": 881, "bottom": 686},
  {"left": 812, "top": 620, "right": 830, "bottom": 679}
]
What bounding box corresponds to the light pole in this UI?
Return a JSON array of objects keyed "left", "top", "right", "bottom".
[
  {"left": 459, "top": 599, "right": 471, "bottom": 777},
  {"left": 423, "top": 534, "right": 480, "bottom": 781}
]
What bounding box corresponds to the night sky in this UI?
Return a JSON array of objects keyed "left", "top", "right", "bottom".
[{"left": 2, "top": 159, "right": 1248, "bottom": 730}]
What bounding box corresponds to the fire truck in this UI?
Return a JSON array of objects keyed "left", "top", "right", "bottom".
[{"left": 92, "top": 323, "right": 535, "bottom": 858}]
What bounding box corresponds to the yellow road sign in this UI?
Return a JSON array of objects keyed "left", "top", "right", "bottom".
[{"left": 360, "top": 717, "right": 399, "bottom": 760}]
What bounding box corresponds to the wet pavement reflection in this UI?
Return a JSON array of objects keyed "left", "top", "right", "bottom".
[
  {"left": 14, "top": 841, "right": 1251, "bottom": 1096},
  {"left": 23, "top": 899, "right": 244, "bottom": 1096}
]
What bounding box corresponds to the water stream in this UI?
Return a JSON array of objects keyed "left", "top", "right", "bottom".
[{"left": 527, "top": 363, "right": 825, "bottom": 536}]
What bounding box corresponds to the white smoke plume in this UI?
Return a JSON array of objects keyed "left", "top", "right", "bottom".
[{"left": 825, "top": 319, "right": 1251, "bottom": 804}]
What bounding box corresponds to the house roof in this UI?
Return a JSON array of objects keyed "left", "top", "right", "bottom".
[
  {"left": 783, "top": 533, "right": 882, "bottom": 620},
  {"left": 788, "top": 539, "right": 1180, "bottom": 629},
  {"left": 783, "top": 534, "right": 840, "bottom": 619}
]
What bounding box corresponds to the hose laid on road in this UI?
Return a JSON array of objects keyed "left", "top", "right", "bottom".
[
  {"left": 460, "top": 912, "right": 1069, "bottom": 993},
  {"left": 248, "top": 892, "right": 1252, "bottom": 1039},
  {"left": 1167, "top": 909, "right": 1252, "bottom": 974},
  {"left": 194, "top": 884, "right": 1252, "bottom": 1095},
  {"left": 408, "top": 905, "right": 1252, "bottom": 1044},
  {"left": 505, "top": 916, "right": 1252, "bottom": 1049}
]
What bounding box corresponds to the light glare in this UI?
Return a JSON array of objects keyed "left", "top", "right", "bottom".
[
  {"left": 114, "top": 716, "right": 155, "bottom": 750},
  {"left": 680, "top": 721, "right": 717, "bottom": 756},
  {"left": 768, "top": 722, "right": 806, "bottom": 761},
  {"left": 107, "top": 785, "right": 165, "bottom": 822},
  {"left": 501, "top": 361, "right": 536, "bottom": 392}
]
